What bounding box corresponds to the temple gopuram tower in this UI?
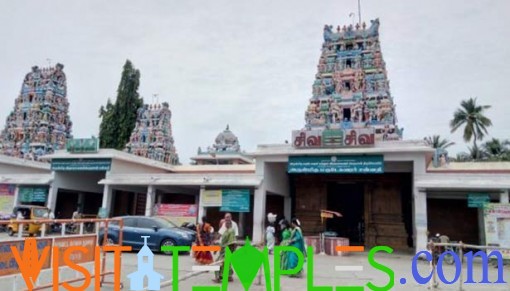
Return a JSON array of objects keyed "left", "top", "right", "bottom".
[
  {"left": 0, "top": 64, "right": 73, "bottom": 160},
  {"left": 292, "top": 19, "right": 403, "bottom": 148},
  {"left": 124, "top": 102, "right": 180, "bottom": 164}
]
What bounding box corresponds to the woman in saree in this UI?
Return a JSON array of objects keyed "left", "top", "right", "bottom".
[
  {"left": 284, "top": 218, "right": 306, "bottom": 277},
  {"left": 194, "top": 216, "right": 214, "bottom": 265},
  {"left": 279, "top": 219, "right": 292, "bottom": 270},
  {"left": 213, "top": 220, "right": 236, "bottom": 283}
]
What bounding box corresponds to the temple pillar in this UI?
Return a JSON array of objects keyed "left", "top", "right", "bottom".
[
  {"left": 46, "top": 183, "right": 58, "bottom": 212},
  {"left": 252, "top": 185, "right": 267, "bottom": 243},
  {"left": 500, "top": 190, "right": 509, "bottom": 204},
  {"left": 101, "top": 185, "right": 113, "bottom": 218},
  {"left": 413, "top": 188, "right": 428, "bottom": 254},
  {"left": 198, "top": 186, "right": 207, "bottom": 222},
  {"left": 145, "top": 185, "right": 156, "bottom": 216}
]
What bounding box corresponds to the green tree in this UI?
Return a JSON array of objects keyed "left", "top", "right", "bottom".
[
  {"left": 449, "top": 97, "right": 492, "bottom": 159},
  {"left": 482, "top": 138, "right": 510, "bottom": 161},
  {"left": 424, "top": 135, "right": 455, "bottom": 150},
  {"left": 98, "top": 60, "right": 143, "bottom": 149}
]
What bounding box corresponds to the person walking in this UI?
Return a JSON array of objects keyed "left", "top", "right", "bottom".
[
  {"left": 279, "top": 219, "right": 292, "bottom": 270},
  {"left": 213, "top": 220, "right": 236, "bottom": 283},
  {"left": 194, "top": 216, "right": 214, "bottom": 265},
  {"left": 266, "top": 213, "right": 277, "bottom": 254},
  {"left": 284, "top": 218, "right": 306, "bottom": 278}
]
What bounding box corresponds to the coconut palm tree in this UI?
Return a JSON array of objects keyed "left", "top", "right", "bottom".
[
  {"left": 424, "top": 135, "right": 455, "bottom": 150},
  {"left": 450, "top": 98, "right": 492, "bottom": 159},
  {"left": 482, "top": 138, "right": 510, "bottom": 161}
]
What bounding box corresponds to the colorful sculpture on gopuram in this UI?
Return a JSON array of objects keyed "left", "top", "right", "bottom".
[
  {"left": 293, "top": 19, "right": 404, "bottom": 148},
  {"left": 0, "top": 64, "right": 73, "bottom": 160},
  {"left": 124, "top": 102, "right": 180, "bottom": 165}
]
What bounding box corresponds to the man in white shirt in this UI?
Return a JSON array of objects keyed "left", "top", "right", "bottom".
[{"left": 218, "top": 213, "right": 239, "bottom": 237}]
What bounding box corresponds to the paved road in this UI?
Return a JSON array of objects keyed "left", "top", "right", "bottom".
[{"left": 1, "top": 248, "right": 508, "bottom": 291}]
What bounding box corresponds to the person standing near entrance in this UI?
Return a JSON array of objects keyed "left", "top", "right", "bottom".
[{"left": 218, "top": 213, "right": 239, "bottom": 237}]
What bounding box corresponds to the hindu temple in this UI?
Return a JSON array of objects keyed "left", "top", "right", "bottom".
[
  {"left": 294, "top": 18, "right": 403, "bottom": 147},
  {"left": 191, "top": 125, "right": 253, "bottom": 165},
  {"left": 0, "top": 63, "right": 73, "bottom": 161},
  {"left": 124, "top": 102, "right": 180, "bottom": 164}
]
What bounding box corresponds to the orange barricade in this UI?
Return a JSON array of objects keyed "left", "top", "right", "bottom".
[{"left": 0, "top": 218, "right": 126, "bottom": 291}]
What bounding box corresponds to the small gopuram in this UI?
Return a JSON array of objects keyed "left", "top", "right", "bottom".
[
  {"left": 192, "top": 125, "right": 252, "bottom": 165},
  {"left": 0, "top": 64, "right": 73, "bottom": 161},
  {"left": 124, "top": 102, "right": 179, "bottom": 164},
  {"left": 293, "top": 18, "right": 403, "bottom": 147}
]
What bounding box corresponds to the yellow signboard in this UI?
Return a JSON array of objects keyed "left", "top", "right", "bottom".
[{"left": 201, "top": 190, "right": 222, "bottom": 207}]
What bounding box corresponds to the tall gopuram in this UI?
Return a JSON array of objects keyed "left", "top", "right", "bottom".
[
  {"left": 292, "top": 18, "right": 403, "bottom": 148},
  {"left": 0, "top": 64, "right": 73, "bottom": 160},
  {"left": 124, "top": 102, "right": 180, "bottom": 165},
  {"left": 191, "top": 125, "right": 253, "bottom": 165}
]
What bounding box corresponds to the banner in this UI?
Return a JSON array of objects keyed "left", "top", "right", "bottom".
[
  {"left": 483, "top": 203, "right": 510, "bottom": 259},
  {"left": 157, "top": 204, "right": 197, "bottom": 226},
  {"left": 0, "top": 184, "right": 15, "bottom": 217}
]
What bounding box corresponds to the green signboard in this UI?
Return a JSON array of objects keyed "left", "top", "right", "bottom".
[
  {"left": 66, "top": 138, "right": 99, "bottom": 153},
  {"left": 19, "top": 187, "right": 48, "bottom": 203},
  {"left": 220, "top": 189, "right": 250, "bottom": 212},
  {"left": 288, "top": 155, "right": 384, "bottom": 174},
  {"left": 51, "top": 158, "right": 112, "bottom": 171},
  {"left": 468, "top": 193, "right": 490, "bottom": 208}
]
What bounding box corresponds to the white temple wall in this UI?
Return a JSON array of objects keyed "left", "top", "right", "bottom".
[{"left": 109, "top": 159, "right": 168, "bottom": 174}]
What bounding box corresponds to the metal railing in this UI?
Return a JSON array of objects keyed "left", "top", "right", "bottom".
[{"left": 426, "top": 240, "right": 510, "bottom": 291}]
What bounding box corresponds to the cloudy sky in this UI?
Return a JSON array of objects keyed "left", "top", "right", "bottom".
[{"left": 0, "top": 0, "right": 509, "bottom": 163}]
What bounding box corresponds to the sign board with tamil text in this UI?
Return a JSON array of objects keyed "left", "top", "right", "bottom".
[
  {"left": 288, "top": 155, "right": 384, "bottom": 174},
  {"left": 19, "top": 186, "right": 48, "bottom": 203},
  {"left": 51, "top": 158, "right": 112, "bottom": 171},
  {"left": 66, "top": 138, "right": 99, "bottom": 153},
  {"left": 53, "top": 235, "right": 97, "bottom": 266},
  {"left": 292, "top": 128, "right": 375, "bottom": 148},
  {"left": 468, "top": 193, "right": 490, "bottom": 208},
  {"left": 0, "top": 238, "right": 52, "bottom": 276},
  {"left": 220, "top": 189, "right": 250, "bottom": 213}
]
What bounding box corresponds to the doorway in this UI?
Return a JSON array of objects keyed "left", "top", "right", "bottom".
[{"left": 326, "top": 182, "right": 364, "bottom": 245}]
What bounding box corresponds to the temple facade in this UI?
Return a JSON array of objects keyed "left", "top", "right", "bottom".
[
  {"left": 124, "top": 102, "right": 179, "bottom": 165},
  {"left": 294, "top": 18, "right": 402, "bottom": 148},
  {"left": 0, "top": 64, "right": 73, "bottom": 161}
]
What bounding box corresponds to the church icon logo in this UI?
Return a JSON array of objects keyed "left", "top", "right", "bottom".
[{"left": 127, "top": 236, "right": 164, "bottom": 290}]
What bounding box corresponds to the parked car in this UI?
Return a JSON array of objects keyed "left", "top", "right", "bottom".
[
  {"left": 156, "top": 216, "right": 197, "bottom": 233},
  {"left": 99, "top": 216, "right": 196, "bottom": 255}
]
